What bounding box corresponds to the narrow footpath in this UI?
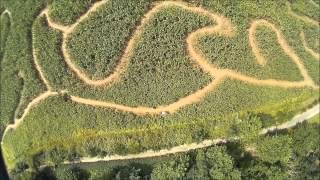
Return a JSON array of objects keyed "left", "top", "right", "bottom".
[{"left": 64, "top": 103, "right": 319, "bottom": 164}]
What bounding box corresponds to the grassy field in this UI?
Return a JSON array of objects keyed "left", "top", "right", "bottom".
[{"left": 0, "top": 0, "right": 319, "bottom": 176}]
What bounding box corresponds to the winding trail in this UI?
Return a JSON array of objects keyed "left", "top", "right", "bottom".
[
  {"left": 0, "top": 9, "right": 12, "bottom": 20},
  {"left": 1, "top": 9, "right": 59, "bottom": 142},
  {"left": 64, "top": 103, "right": 320, "bottom": 164},
  {"left": 300, "top": 31, "right": 320, "bottom": 60},
  {"left": 260, "top": 103, "right": 320, "bottom": 134},
  {"left": 33, "top": 0, "right": 318, "bottom": 115},
  {"left": 287, "top": 1, "right": 319, "bottom": 27},
  {"left": 2, "top": 0, "right": 319, "bottom": 135},
  {"left": 286, "top": 2, "right": 320, "bottom": 61},
  {"left": 0, "top": 9, "right": 12, "bottom": 53},
  {"left": 42, "top": 0, "right": 139, "bottom": 86},
  {"left": 1, "top": 0, "right": 319, "bottom": 163},
  {"left": 1, "top": 91, "right": 58, "bottom": 143}
]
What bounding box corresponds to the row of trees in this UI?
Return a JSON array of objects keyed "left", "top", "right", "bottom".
[{"left": 10, "top": 117, "right": 320, "bottom": 179}]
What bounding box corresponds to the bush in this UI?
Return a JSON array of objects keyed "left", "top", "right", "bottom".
[{"left": 256, "top": 135, "right": 292, "bottom": 164}]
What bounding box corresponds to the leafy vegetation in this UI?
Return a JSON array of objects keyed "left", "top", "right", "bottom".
[
  {"left": 32, "top": 3, "right": 214, "bottom": 107},
  {"left": 0, "top": 11, "right": 11, "bottom": 58},
  {"left": 49, "top": 0, "right": 98, "bottom": 26},
  {"left": 290, "top": 0, "right": 320, "bottom": 21},
  {"left": 67, "top": 0, "right": 152, "bottom": 79},
  {"left": 15, "top": 120, "right": 316, "bottom": 180},
  {"left": 256, "top": 135, "right": 292, "bottom": 164},
  {"left": 309, "top": 114, "right": 319, "bottom": 124},
  {"left": 0, "top": 0, "right": 47, "bottom": 135},
  {"left": 1, "top": 0, "right": 319, "bottom": 178},
  {"left": 3, "top": 79, "right": 317, "bottom": 170},
  {"left": 10, "top": 121, "right": 315, "bottom": 179}
]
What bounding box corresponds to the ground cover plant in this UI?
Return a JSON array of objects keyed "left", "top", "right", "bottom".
[
  {"left": 66, "top": 0, "right": 152, "bottom": 80},
  {"left": 0, "top": 0, "right": 319, "bottom": 178},
  {"left": 49, "top": 0, "right": 99, "bottom": 26}
]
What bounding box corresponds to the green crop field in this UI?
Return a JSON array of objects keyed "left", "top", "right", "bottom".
[{"left": 0, "top": 0, "right": 319, "bottom": 179}]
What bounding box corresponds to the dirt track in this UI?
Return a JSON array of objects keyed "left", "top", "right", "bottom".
[
  {"left": 1, "top": 0, "right": 317, "bottom": 126},
  {"left": 1, "top": 0, "right": 319, "bottom": 167},
  {"left": 34, "top": 0, "right": 318, "bottom": 115},
  {"left": 1, "top": 91, "right": 58, "bottom": 143},
  {"left": 287, "top": 2, "right": 319, "bottom": 27},
  {"left": 1, "top": 0, "right": 319, "bottom": 143},
  {"left": 0, "top": 9, "right": 12, "bottom": 19},
  {"left": 64, "top": 103, "right": 320, "bottom": 164},
  {"left": 286, "top": 2, "right": 320, "bottom": 61},
  {"left": 300, "top": 31, "right": 320, "bottom": 60}
]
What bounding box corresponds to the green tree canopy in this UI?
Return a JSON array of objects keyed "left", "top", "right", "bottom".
[
  {"left": 256, "top": 135, "right": 292, "bottom": 164},
  {"left": 188, "top": 146, "right": 241, "bottom": 180},
  {"left": 234, "top": 114, "right": 262, "bottom": 146}
]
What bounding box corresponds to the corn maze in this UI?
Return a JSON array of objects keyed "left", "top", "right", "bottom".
[{"left": 0, "top": 0, "right": 319, "bottom": 173}]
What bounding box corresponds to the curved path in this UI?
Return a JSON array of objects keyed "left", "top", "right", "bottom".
[
  {"left": 0, "top": 0, "right": 319, "bottom": 170},
  {"left": 0, "top": 9, "right": 13, "bottom": 51},
  {"left": 0, "top": 9, "right": 12, "bottom": 20},
  {"left": 300, "top": 31, "right": 320, "bottom": 60},
  {"left": 287, "top": 1, "right": 319, "bottom": 27},
  {"left": 286, "top": 2, "right": 320, "bottom": 61},
  {"left": 64, "top": 103, "right": 319, "bottom": 164},
  {"left": 36, "top": 0, "right": 318, "bottom": 115},
  {"left": 2, "top": 0, "right": 319, "bottom": 136}
]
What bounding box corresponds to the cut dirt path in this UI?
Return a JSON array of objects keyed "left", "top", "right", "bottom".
[
  {"left": 300, "top": 30, "right": 320, "bottom": 60},
  {"left": 1, "top": 1, "right": 318, "bottom": 143},
  {"left": 0, "top": 9, "right": 12, "bottom": 19},
  {"left": 1, "top": 9, "right": 12, "bottom": 54},
  {"left": 39, "top": 0, "right": 318, "bottom": 115},
  {"left": 286, "top": 2, "right": 320, "bottom": 61},
  {"left": 1, "top": 91, "right": 58, "bottom": 143},
  {"left": 1, "top": 0, "right": 319, "bottom": 142},
  {"left": 1, "top": 12, "right": 60, "bottom": 142},
  {"left": 64, "top": 103, "right": 320, "bottom": 164},
  {"left": 1, "top": 0, "right": 317, "bottom": 133},
  {"left": 287, "top": 1, "right": 320, "bottom": 27},
  {"left": 1, "top": 0, "right": 319, "bottom": 166}
]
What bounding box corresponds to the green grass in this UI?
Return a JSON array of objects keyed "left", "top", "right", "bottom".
[
  {"left": 1, "top": 0, "right": 319, "bottom": 173},
  {"left": 309, "top": 114, "right": 319, "bottom": 124}
]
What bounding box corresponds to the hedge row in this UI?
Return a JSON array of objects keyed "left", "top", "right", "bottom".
[{"left": 12, "top": 121, "right": 320, "bottom": 179}]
